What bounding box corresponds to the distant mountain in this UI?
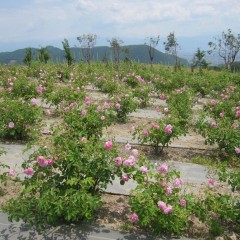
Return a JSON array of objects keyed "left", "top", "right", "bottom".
[{"left": 0, "top": 45, "right": 189, "bottom": 66}]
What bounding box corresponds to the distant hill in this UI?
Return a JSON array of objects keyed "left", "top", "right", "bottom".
[{"left": 0, "top": 45, "right": 189, "bottom": 66}]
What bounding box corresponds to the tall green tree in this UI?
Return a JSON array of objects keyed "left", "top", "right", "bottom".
[
  {"left": 164, "top": 32, "right": 180, "bottom": 71},
  {"left": 191, "top": 48, "right": 208, "bottom": 73},
  {"left": 23, "top": 48, "right": 34, "bottom": 67},
  {"left": 37, "top": 47, "right": 50, "bottom": 64},
  {"left": 77, "top": 34, "right": 97, "bottom": 64},
  {"left": 208, "top": 29, "right": 240, "bottom": 71},
  {"left": 108, "top": 38, "right": 123, "bottom": 64},
  {"left": 62, "top": 39, "right": 74, "bottom": 66},
  {"left": 145, "top": 36, "right": 160, "bottom": 67}
]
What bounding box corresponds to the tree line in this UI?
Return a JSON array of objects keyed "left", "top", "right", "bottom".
[{"left": 24, "top": 29, "right": 240, "bottom": 72}]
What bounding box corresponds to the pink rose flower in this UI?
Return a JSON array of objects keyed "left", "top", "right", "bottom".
[
  {"left": 235, "top": 147, "right": 240, "bottom": 154},
  {"left": 211, "top": 99, "right": 217, "bottom": 106},
  {"left": 23, "top": 168, "right": 34, "bottom": 175},
  {"left": 163, "top": 107, "right": 169, "bottom": 113},
  {"left": 81, "top": 109, "right": 87, "bottom": 116},
  {"left": 31, "top": 98, "right": 38, "bottom": 105},
  {"left": 8, "top": 121, "right": 15, "bottom": 128},
  {"left": 163, "top": 205, "right": 173, "bottom": 214},
  {"left": 45, "top": 109, "right": 51, "bottom": 116},
  {"left": 122, "top": 173, "right": 129, "bottom": 182},
  {"left": 125, "top": 143, "right": 131, "bottom": 151},
  {"left": 103, "top": 101, "right": 110, "bottom": 109},
  {"left": 235, "top": 110, "right": 240, "bottom": 118},
  {"left": 140, "top": 166, "right": 148, "bottom": 174},
  {"left": 165, "top": 124, "right": 173, "bottom": 135},
  {"left": 37, "top": 156, "right": 48, "bottom": 167},
  {"left": 105, "top": 140, "right": 112, "bottom": 150},
  {"left": 151, "top": 122, "right": 159, "bottom": 129},
  {"left": 115, "top": 103, "right": 121, "bottom": 110},
  {"left": 8, "top": 169, "right": 16, "bottom": 177},
  {"left": 131, "top": 149, "right": 139, "bottom": 157},
  {"left": 141, "top": 129, "right": 149, "bottom": 136},
  {"left": 157, "top": 201, "right": 167, "bottom": 210},
  {"left": 100, "top": 115, "right": 106, "bottom": 120},
  {"left": 173, "top": 178, "right": 183, "bottom": 187},
  {"left": 81, "top": 137, "right": 87, "bottom": 143},
  {"left": 210, "top": 121, "right": 217, "bottom": 127},
  {"left": 115, "top": 157, "right": 123, "bottom": 165},
  {"left": 130, "top": 213, "right": 139, "bottom": 222},
  {"left": 160, "top": 181, "right": 167, "bottom": 187},
  {"left": 208, "top": 178, "right": 216, "bottom": 186},
  {"left": 166, "top": 187, "right": 173, "bottom": 195},
  {"left": 159, "top": 164, "right": 168, "bottom": 173},
  {"left": 47, "top": 159, "right": 54, "bottom": 165},
  {"left": 180, "top": 199, "right": 186, "bottom": 206}
]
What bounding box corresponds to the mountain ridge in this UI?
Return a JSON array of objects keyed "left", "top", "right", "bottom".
[{"left": 0, "top": 45, "right": 189, "bottom": 66}]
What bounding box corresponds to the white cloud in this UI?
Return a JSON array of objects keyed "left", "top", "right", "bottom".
[{"left": 0, "top": 0, "right": 240, "bottom": 51}]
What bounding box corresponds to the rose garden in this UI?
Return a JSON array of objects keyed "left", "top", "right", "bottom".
[{"left": 0, "top": 62, "right": 239, "bottom": 239}]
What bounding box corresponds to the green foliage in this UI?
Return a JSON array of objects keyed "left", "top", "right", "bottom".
[
  {"left": 129, "top": 162, "right": 194, "bottom": 236},
  {"left": 3, "top": 118, "right": 119, "bottom": 229},
  {"left": 0, "top": 99, "right": 42, "bottom": 140},
  {"left": 166, "top": 87, "right": 194, "bottom": 130},
  {"left": 196, "top": 92, "right": 240, "bottom": 157},
  {"left": 43, "top": 84, "right": 86, "bottom": 108},
  {"left": 37, "top": 47, "right": 50, "bottom": 64},
  {"left": 60, "top": 99, "right": 115, "bottom": 139},
  {"left": 110, "top": 89, "right": 139, "bottom": 123},
  {"left": 132, "top": 117, "right": 183, "bottom": 154},
  {"left": 23, "top": 48, "right": 34, "bottom": 67},
  {"left": 62, "top": 39, "right": 74, "bottom": 66}
]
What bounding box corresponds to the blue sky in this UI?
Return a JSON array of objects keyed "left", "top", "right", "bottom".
[{"left": 0, "top": 0, "right": 240, "bottom": 60}]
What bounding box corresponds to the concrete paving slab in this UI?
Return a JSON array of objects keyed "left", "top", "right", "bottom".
[{"left": 129, "top": 109, "right": 163, "bottom": 119}]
